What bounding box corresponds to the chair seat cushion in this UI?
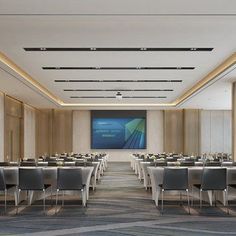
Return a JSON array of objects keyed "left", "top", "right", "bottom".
[
  {"left": 44, "top": 184, "right": 51, "bottom": 189},
  {"left": 194, "top": 184, "right": 226, "bottom": 191},
  {"left": 228, "top": 184, "right": 236, "bottom": 188},
  {"left": 159, "top": 184, "right": 188, "bottom": 191},
  {"left": 193, "top": 184, "right": 201, "bottom": 189},
  {"left": 6, "top": 184, "right": 16, "bottom": 189}
]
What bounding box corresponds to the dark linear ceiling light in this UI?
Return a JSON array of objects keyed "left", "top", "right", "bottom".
[
  {"left": 55, "top": 79, "right": 182, "bottom": 83},
  {"left": 70, "top": 96, "right": 167, "bottom": 98},
  {"left": 24, "top": 47, "right": 213, "bottom": 52},
  {"left": 43, "top": 66, "right": 194, "bottom": 70},
  {"left": 63, "top": 89, "right": 174, "bottom": 91}
]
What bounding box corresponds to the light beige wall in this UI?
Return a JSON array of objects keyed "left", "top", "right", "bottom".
[
  {"left": 24, "top": 105, "right": 36, "bottom": 158},
  {"left": 73, "top": 110, "right": 164, "bottom": 162},
  {"left": 73, "top": 110, "right": 90, "bottom": 153},
  {"left": 0, "top": 93, "right": 4, "bottom": 161},
  {"left": 200, "top": 110, "right": 232, "bottom": 154},
  {"left": 147, "top": 110, "right": 164, "bottom": 153}
]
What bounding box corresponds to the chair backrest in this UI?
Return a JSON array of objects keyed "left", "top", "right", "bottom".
[
  {"left": 180, "top": 161, "right": 195, "bottom": 166},
  {"left": 0, "top": 162, "right": 9, "bottom": 166},
  {"left": 162, "top": 168, "right": 188, "bottom": 190},
  {"left": 48, "top": 161, "right": 58, "bottom": 166},
  {"left": 201, "top": 168, "right": 227, "bottom": 190},
  {"left": 75, "top": 161, "right": 85, "bottom": 167},
  {"left": 155, "top": 161, "right": 167, "bottom": 167},
  {"left": 64, "top": 162, "right": 75, "bottom": 166},
  {"left": 57, "top": 168, "right": 83, "bottom": 190},
  {"left": 205, "top": 161, "right": 221, "bottom": 167},
  {"left": 0, "top": 168, "right": 6, "bottom": 190},
  {"left": 20, "top": 161, "right": 36, "bottom": 167},
  {"left": 19, "top": 168, "right": 44, "bottom": 190}
]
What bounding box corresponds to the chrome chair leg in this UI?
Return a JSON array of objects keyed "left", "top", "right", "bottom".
[
  {"left": 4, "top": 189, "right": 7, "bottom": 214},
  {"left": 43, "top": 189, "right": 46, "bottom": 215},
  {"left": 225, "top": 189, "right": 229, "bottom": 215},
  {"left": 55, "top": 189, "right": 59, "bottom": 214},
  {"left": 200, "top": 189, "right": 202, "bottom": 209},
  {"left": 161, "top": 189, "right": 164, "bottom": 214},
  {"left": 50, "top": 187, "right": 53, "bottom": 206},
  {"left": 214, "top": 190, "right": 217, "bottom": 207},
  {"left": 62, "top": 191, "right": 65, "bottom": 206},
  {"left": 186, "top": 189, "right": 190, "bottom": 214},
  {"left": 180, "top": 192, "right": 183, "bottom": 206},
  {"left": 81, "top": 188, "right": 87, "bottom": 207},
  {"left": 191, "top": 187, "right": 194, "bottom": 206},
  {"left": 16, "top": 189, "right": 21, "bottom": 215}
]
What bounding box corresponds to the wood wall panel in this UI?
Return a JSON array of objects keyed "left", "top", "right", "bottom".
[
  {"left": 24, "top": 105, "right": 36, "bottom": 158},
  {"left": 184, "top": 109, "right": 200, "bottom": 155},
  {"left": 4, "top": 95, "right": 24, "bottom": 161},
  {"left": 233, "top": 82, "right": 236, "bottom": 161},
  {"left": 5, "top": 96, "right": 22, "bottom": 117},
  {"left": 36, "top": 109, "right": 52, "bottom": 157},
  {"left": 0, "top": 93, "right": 4, "bottom": 161},
  {"left": 164, "top": 110, "right": 184, "bottom": 153},
  {"left": 52, "top": 110, "right": 73, "bottom": 154}
]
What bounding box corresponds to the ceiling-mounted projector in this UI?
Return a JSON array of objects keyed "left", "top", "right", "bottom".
[{"left": 116, "top": 91, "right": 122, "bottom": 100}]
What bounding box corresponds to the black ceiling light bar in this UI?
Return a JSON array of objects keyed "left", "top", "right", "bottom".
[
  {"left": 64, "top": 89, "right": 173, "bottom": 92},
  {"left": 24, "top": 47, "right": 213, "bottom": 52},
  {"left": 55, "top": 79, "right": 182, "bottom": 83},
  {"left": 70, "top": 96, "right": 167, "bottom": 98},
  {"left": 43, "top": 66, "right": 194, "bottom": 70}
]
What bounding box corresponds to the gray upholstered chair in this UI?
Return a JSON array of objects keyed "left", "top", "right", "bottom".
[
  {"left": 17, "top": 168, "right": 51, "bottom": 214},
  {"left": 193, "top": 168, "right": 228, "bottom": 213},
  {"left": 160, "top": 168, "right": 190, "bottom": 214},
  {"left": 56, "top": 168, "right": 86, "bottom": 213}
]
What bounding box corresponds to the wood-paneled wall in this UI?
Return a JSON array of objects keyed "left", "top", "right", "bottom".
[
  {"left": 24, "top": 105, "right": 36, "bottom": 158},
  {"left": 233, "top": 82, "right": 236, "bottom": 161},
  {"left": 52, "top": 110, "right": 73, "bottom": 154},
  {"left": 0, "top": 93, "right": 4, "bottom": 161},
  {"left": 4, "top": 95, "right": 24, "bottom": 161},
  {"left": 164, "top": 110, "right": 184, "bottom": 153},
  {"left": 164, "top": 109, "right": 201, "bottom": 155},
  {"left": 35, "top": 109, "right": 73, "bottom": 156},
  {"left": 184, "top": 109, "right": 200, "bottom": 155},
  {"left": 36, "top": 109, "right": 53, "bottom": 157}
]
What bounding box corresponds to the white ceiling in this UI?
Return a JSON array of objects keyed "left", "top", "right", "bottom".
[{"left": 0, "top": 0, "right": 236, "bottom": 109}]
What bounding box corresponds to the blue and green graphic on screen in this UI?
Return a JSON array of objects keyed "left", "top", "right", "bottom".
[{"left": 92, "top": 118, "right": 146, "bottom": 149}]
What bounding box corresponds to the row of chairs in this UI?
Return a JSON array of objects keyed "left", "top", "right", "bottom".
[
  {"left": 160, "top": 168, "right": 233, "bottom": 214},
  {"left": 0, "top": 168, "right": 86, "bottom": 214},
  {"left": 150, "top": 160, "right": 233, "bottom": 167}
]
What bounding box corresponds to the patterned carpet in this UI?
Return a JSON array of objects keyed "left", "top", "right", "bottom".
[{"left": 0, "top": 162, "right": 236, "bottom": 235}]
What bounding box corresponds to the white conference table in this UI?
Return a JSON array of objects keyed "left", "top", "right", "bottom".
[
  {"left": 3, "top": 166, "right": 94, "bottom": 205},
  {"left": 148, "top": 166, "right": 236, "bottom": 206}
]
